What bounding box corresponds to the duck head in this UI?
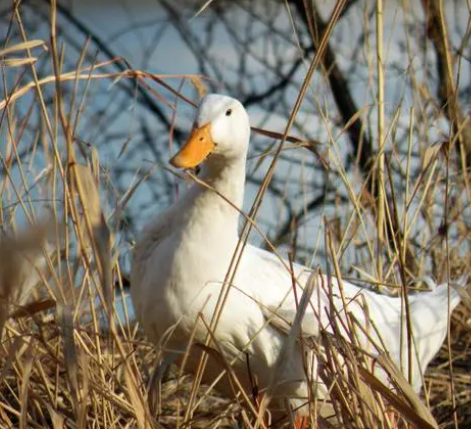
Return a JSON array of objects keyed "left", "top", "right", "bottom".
[{"left": 170, "top": 94, "right": 251, "bottom": 169}]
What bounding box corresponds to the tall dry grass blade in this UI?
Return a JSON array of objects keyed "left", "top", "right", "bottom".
[
  {"left": 376, "top": 0, "right": 386, "bottom": 281},
  {"left": 359, "top": 353, "right": 439, "bottom": 429},
  {"left": 1, "top": 58, "right": 38, "bottom": 67},
  {"left": 452, "top": 279, "right": 471, "bottom": 312},
  {"left": 57, "top": 303, "right": 80, "bottom": 413},
  {"left": 19, "top": 342, "right": 35, "bottom": 429},
  {"left": 315, "top": 330, "right": 397, "bottom": 428},
  {"left": 147, "top": 359, "right": 164, "bottom": 418},
  {"left": 0, "top": 40, "right": 46, "bottom": 56},
  {"left": 256, "top": 270, "right": 317, "bottom": 427},
  {"left": 70, "top": 163, "right": 113, "bottom": 324},
  {"left": 124, "top": 365, "right": 153, "bottom": 429},
  {"left": 380, "top": 353, "right": 437, "bottom": 426},
  {"left": 191, "top": 0, "right": 217, "bottom": 20},
  {"left": 76, "top": 352, "right": 90, "bottom": 429},
  {"left": 46, "top": 404, "right": 65, "bottom": 429},
  {"left": 189, "top": 75, "right": 207, "bottom": 98},
  {"left": 147, "top": 350, "right": 182, "bottom": 418}
]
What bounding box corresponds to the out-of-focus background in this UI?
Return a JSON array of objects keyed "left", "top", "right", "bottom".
[
  {"left": 1, "top": 1, "right": 471, "bottom": 428},
  {"left": 4, "top": 0, "right": 470, "bottom": 265}
]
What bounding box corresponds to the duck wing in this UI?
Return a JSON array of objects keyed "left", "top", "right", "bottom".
[
  {"left": 237, "top": 244, "right": 321, "bottom": 337},
  {"left": 238, "top": 245, "right": 465, "bottom": 390}
]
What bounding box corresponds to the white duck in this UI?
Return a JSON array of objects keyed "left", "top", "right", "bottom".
[{"left": 131, "top": 94, "right": 463, "bottom": 428}]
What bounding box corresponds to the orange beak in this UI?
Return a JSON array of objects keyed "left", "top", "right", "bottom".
[{"left": 169, "top": 123, "right": 215, "bottom": 168}]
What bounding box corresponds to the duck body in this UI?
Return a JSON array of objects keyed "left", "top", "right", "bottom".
[
  {"left": 131, "top": 94, "right": 463, "bottom": 421},
  {"left": 131, "top": 155, "right": 307, "bottom": 409}
]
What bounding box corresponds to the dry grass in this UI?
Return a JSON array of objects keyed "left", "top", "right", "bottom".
[{"left": 1, "top": 1, "right": 471, "bottom": 428}]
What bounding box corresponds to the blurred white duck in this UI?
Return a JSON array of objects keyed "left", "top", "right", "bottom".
[{"left": 131, "top": 94, "right": 464, "bottom": 428}]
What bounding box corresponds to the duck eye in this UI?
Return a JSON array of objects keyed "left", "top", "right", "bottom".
[{"left": 225, "top": 109, "right": 232, "bottom": 116}]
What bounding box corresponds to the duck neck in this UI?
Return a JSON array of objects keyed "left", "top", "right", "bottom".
[
  {"left": 198, "top": 156, "right": 246, "bottom": 211},
  {"left": 173, "top": 156, "right": 246, "bottom": 244}
]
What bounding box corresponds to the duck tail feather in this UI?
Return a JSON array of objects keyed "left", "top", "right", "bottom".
[
  {"left": 434, "top": 275, "right": 468, "bottom": 309},
  {"left": 409, "top": 275, "right": 468, "bottom": 309}
]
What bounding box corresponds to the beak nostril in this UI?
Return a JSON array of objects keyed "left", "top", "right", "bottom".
[{"left": 199, "top": 137, "right": 204, "bottom": 142}]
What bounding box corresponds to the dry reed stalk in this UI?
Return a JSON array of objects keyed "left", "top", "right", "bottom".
[{"left": 376, "top": 0, "right": 385, "bottom": 283}]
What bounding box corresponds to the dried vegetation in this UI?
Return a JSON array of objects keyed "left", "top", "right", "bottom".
[{"left": 0, "top": 1, "right": 471, "bottom": 428}]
